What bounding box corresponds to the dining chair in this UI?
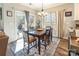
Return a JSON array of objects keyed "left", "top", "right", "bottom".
[
  {"left": 23, "top": 31, "right": 37, "bottom": 54},
  {"left": 40, "top": 29, "right": 51, "bottom": 50},
  {"left": 46, "top": 26, "right": 52, "bottom": 41}
]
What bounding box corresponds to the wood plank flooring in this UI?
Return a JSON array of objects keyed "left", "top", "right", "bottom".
[{"left": 54, "top": 39, "right": 68, "bottom": 56}]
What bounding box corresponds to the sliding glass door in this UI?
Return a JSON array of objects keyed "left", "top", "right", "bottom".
[
  {"left": 13, "top": 11, "right": 26, "bottom": 54},
  {"left": 15, "top": 11, "right": 27, "bottom": 33},
  {"left": 51, "top": 12, "right": 58, "bottom": 37},
  {"left": 43, "top": 12, "right": 58, "bottom": 37}
]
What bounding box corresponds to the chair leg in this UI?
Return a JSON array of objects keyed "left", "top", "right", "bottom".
[
  {"left": 35, "top": 41, "right": 37, "bottom": 48},
  {"left": 45, "top": 41, "right": 47, "bottom": 50},
  {"left": 68, "top": 50, "right": 71, "bottom": 56},
  {"left": 48, "top": 39, "right": 50, "bottom": 45},
  {"left": 27, "top": 44, "right": 30, "bottom": 54},
  {"left": 47, "top": 37, "right": 50, "bottom": 45},
  {"left": 50, "top": 33, "right": 52, "bottom": 42}
]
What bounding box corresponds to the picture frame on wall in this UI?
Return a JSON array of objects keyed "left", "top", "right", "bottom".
[
  {"left": 65, "top": 11, "right": 72, "bottom": 17},
  {"left": 7, "top": 11, "right": 12, "bottom": 17}
]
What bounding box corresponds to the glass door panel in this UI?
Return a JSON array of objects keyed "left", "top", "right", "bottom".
[
  {"left": 14, "top": 11, "right": 27, "bottom": 53},
  {"left": 43, "top": 12, "right": 58, "bottom": 37}
]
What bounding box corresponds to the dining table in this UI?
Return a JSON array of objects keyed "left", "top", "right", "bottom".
[{"left": 24, "top": 28, "right": 46, "bottom": 55}]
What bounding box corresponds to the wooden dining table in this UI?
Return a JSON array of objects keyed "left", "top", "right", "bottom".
[{"left": 24, "top": 29, "right": 46, "bottom": 55}]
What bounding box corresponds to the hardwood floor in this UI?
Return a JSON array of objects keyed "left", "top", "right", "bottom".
[{"left": 54, "top": 39, "right": 68, "bottom": 56}]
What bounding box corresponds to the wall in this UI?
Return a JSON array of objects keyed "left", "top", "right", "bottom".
[
  {"left": 47, "top": 3, "right": 75, "bottom": 39},
  {"left": 64, "top": 4, "right": 75, "bottom": 39},
  {"left": 2, "top": 3, "right": 36, "bottom": 43}
]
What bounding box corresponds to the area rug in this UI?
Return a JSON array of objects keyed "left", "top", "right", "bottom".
[{"left": 9, "top": 38, "right": 60, "bottom": 56}]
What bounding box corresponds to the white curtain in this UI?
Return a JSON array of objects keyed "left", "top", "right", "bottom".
[{"left": 58, "top": 10, "right": 64, "bottom": 38}]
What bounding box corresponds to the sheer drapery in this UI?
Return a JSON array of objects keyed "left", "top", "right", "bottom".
[{"left": 58, "top": 10, "right": 64, "bottom": 38}]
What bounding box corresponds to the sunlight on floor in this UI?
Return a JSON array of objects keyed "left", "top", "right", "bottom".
[
  {"left": 15, "top": 32, "right": 24, "bottom": 53},
  {"left": 15, "top": 38, "right": 24, "bottom": 53}
]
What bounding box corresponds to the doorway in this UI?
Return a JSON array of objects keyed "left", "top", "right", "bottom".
[
  {"left": 13, "top": 11, "right": 26, "bottom": 53},
  {"left": 42, "top": 11, "right": 64, "bottom": 38},
  {"left": 43, "top": 12, "right": 58, "bottom": 37}
]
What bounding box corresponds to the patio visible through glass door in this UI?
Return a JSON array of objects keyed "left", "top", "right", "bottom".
[
  {"left": 43, "top": 12, "right": 58, "bottom": 38},
  {"left": 14, "top": 11, "right": 27, "bottom": 54}
]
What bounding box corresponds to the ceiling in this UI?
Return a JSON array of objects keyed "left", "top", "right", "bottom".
[{"left": 21, "top": 3, "right": 64, "bottom": 11}]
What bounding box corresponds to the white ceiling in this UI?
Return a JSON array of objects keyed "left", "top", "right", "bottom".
[{"left": 21, "top": 3, "right": 64, "bottom": 11}]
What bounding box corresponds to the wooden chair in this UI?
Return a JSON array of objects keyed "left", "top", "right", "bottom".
[
  {"left": 23, "top": 32, "right": 37, "bottom": 54},
  {"left": 46, "top": 26, "right": 52, "bottom": 41},
  {"left": 40, "top": 29, "right": 51, "bottom": 50}
]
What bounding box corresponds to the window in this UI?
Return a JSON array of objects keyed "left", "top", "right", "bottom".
[
  {"left": 29, "top": 15, "right": 35, "bottom": 30},
  {"left": 43, "top": 12, "right": 58, "bottom": 37},
  {"left": 43, "top": 13, "right": 52, "bottom": 28},
  {"left": 15, "top": 11, "right": 27, "bottom": 31}
]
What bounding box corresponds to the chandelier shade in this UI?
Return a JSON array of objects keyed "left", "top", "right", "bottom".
[
  {"left": 37, "top": 11, "right": 47, "bottom": 16},
  {"left": 37, "top": 0, "right": 47, "bottom": 16}
]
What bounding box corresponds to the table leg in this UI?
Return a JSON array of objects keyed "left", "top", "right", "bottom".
[
  {"left": 68, "top": 50, "right": 71, "bottom": 56},
  {"left": 38, "top": 36, "right": 41, "bottom": 55},
  {"left": 27, "top": 43, "right": 29, "bottom": 54}
]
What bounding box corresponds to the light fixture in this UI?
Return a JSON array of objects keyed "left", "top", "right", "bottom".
[
  {"left": 29, "top": 3, "right": 32, "bottom": 5},
  {"left": 37, "top": 0, "right": 47, "bottom": 16}
]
